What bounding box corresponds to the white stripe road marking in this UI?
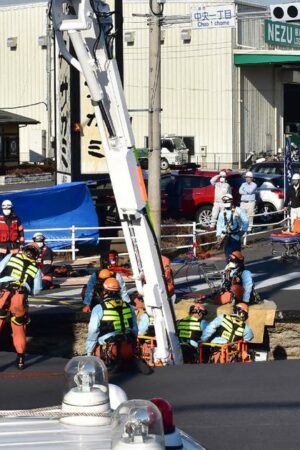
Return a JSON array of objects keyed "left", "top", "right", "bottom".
[{"left": 255, "top": 272, "right": 300, "bottom": 290}]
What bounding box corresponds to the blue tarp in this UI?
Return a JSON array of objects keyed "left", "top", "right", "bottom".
[{"left": 0, "top": 182, "right": 99, "bottom": 249}]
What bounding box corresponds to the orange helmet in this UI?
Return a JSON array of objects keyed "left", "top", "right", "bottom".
[
  {"left": 230, "top": 251, "right": 244, "bottom": 263},
  {"left": 98, "top": 269, "right": 113, "bottom": 280},
  {"left": 235, "top": 302, "right": 249, "bottom": 319},
  {"left": 236, "top": 302, "right": 248, "bottom": 313},
  {"left": 103, "top": 277, "right": 121, "bottom": 292}
]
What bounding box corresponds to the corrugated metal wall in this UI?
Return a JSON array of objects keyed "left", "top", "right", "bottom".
[
  {"left": 122, "top": 0, "right": 235, "bottom": 168},
  {"left": 240, "top": 65, "right": 278, "bottom": 158},
  {"left": 0, "top": 3, "right": 48, "bottom": 162}
]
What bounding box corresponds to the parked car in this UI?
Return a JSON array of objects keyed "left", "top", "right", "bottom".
[
  {"left": 162, "top": 169, "right": 244, "bottom": 225},
  {"left": 250, "top": 161, "right": 300, "bottom": 175},
  {"left": 253, "top": 174, "right": 284, "bottom": 223}
]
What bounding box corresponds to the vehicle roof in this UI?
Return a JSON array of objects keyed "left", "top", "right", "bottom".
[{"left": 177, "top": 169, "right": 241, "bottom": 177}]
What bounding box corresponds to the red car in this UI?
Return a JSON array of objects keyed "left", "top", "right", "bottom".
[{"left": 162, "top": 169, "right": 243, "bottom": 224}]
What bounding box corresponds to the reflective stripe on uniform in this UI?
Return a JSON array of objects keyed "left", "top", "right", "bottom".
[
  {"left": 3, "top": 254, "right": 38, "bottom": 288},
  {"left": 101, "top": 298, "right": 133, "bottom": 334},
  {"left": 220, "top": 315, "right": 245, "bottom": 342},
  {"left": 178, "top": 316, "right": 202, "bottom": 340}
]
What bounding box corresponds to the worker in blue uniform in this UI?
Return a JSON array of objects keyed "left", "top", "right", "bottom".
[
  {"left": 216, "top": 194, "right": 249, "bottom": 261},
  {"left": 201, "top": 303, "right": 253, "bottom": 345},
  {"left": 86, "top": 277, "right": 138, "bottom": 356}
]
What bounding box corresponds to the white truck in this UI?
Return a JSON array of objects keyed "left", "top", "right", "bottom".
[{"left": 160, "top": 135, "right": 189, "bottom": 170}]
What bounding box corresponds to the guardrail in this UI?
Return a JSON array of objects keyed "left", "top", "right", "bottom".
[{"left": 24, "top": 208, "right": 287, "bottom": 260}]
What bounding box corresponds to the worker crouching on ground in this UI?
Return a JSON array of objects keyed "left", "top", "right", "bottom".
[
  {"left": 0, "top": 200, "right": 24, "bottom": 261},
  {"left": 82, "top": 253, "right": 130, "bottom": 313},
  {"left": 0, "top": 244, "right": 42, "bottom": 369},
  {"left": 85, "top": 277, "right": 138, "bottom": 366},
  {"left": 177, "top": 303, "right": 208, "bottom": 363},
  {"left": 239, "top": 171, "right": 257, "bottom": 233},
  {"left": 133, "top": 293, "right": 155, "bottom": 337},
  {"left": 284, "top": 173, "right": 300, "bottom": 231},
  {"left": 219, "top": 251, "right": 255, "bottom": 305},
  {"left": 210, "top": 171, "right": 232, "bottom": 229},
  {"left": 216, "top": 194, "right": 249, "bottom": 261},
  {"left": 201, "top": 303, "right": 253, "bottom": 345},
  {"left": 32, "top": 232, "right": 54, "bottom": 290}
]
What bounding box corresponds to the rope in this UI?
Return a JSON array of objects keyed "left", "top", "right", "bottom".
[{"left": 0, "top": 406, "right": 112, "bottom": 418}]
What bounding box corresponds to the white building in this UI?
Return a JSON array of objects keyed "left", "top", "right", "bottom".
[
  {"left": 0, "top": 0, "right": 51, "bottom": 167},
  {"left": 120, "top": 0, "right": 300, "bottom": 169},
  {"left": 1, "top": 0, "right": 300, "bottom": 174}
]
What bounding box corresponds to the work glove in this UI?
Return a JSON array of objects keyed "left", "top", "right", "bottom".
[{"left": 82, "top": 305, "right": 91, "bottom": 313}]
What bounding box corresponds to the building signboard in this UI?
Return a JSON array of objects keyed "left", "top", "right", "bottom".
[
  {"left": 191, "top": 5, "right": 236, "bottom": 29},
  {"left": 265, "top": 19, "right": 300, "bottom": 48}
]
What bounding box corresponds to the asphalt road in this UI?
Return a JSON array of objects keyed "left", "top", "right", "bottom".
[
  {"left": 1, "top": 241, "right": 300, "bottom": 449},
  {"left": 1, "top": 351, "right": 300, "bottom": 450},
  {"left": 30, "top": 239, "right": 300, "bottom": 313}
]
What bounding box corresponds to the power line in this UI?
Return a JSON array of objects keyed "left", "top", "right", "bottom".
[{"left": 1, "top": 101, "right": 47, "bottom": 110}]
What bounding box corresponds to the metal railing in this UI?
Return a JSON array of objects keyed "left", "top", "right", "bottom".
[{"left": 24, "top": 209, "right": 287, "bottom": 260}]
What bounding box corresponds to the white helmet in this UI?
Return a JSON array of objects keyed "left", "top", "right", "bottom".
[
  {"left": 292, "top": 173, "right": 300, "bottom": 180},
  {"left": 2, "top": 200, "right": 12, "bottom": 209},
  {"left": 219, "top": 171, "right": 226, "bottom": 177},
  {"left": 245, "top": 171, "right": 253, "bottom": 178},
  {"left": 33, "top": 232, "right": 45, "bottom": 242}
]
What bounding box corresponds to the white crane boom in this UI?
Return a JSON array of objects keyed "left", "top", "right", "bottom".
[{"left": 51, "top": 0, "right": 182, "bottom": 365}]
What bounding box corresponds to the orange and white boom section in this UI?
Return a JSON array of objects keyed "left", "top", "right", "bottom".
[{"left": 51, "top": 0, "right": 182, "bottom": 365}]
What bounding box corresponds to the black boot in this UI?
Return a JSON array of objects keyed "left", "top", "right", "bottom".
[{"left": 16, "top": 353, "right": 25, "bottom": 370}]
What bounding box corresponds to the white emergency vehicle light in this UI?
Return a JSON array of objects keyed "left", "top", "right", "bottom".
[
  {"left": 61, "top": 356, "right": 111, "bottom": 426},
  {"left": 112, "top": 399, "right": 165, "bottom": 450}
]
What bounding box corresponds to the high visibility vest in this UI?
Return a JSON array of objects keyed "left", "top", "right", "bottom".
[
  {"left": 0, "top": 215, "right": 23, "bottom": 243},
  {"left": 2, "top": 253, "right": 39, "bottom": 290},
  {"left": 100, "top": 298, "right": 134, "bottom": 336},
  {"left": 218, "top": 314, "right": 245, "bottom": 342},
  {"left": 178, "top": 316, "right": 202, "bottom": 341}
]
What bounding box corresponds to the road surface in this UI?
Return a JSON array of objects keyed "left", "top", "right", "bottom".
[{"left": 0, "top": 351, "right": 300, "bottom": 450}]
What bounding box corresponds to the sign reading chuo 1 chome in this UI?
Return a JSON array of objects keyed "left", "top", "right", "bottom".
[
  {"left": 265, "top": 19, "right": 300, "bottom": 48},
  {"left": 191, "top": 5, "right": 236, "bottom": 29}
]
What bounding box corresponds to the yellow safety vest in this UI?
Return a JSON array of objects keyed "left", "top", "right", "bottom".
[
  {"left": 100, "top": 298, "right": 133, "bottom": 335},
  {"left": 219, "top": 314, "right": 245, "bottom": 342},
  {"left": 3, "top": 253, "right": 39, "bottom": 289},
  {"left": 178, "top": 316, "right": 202, "bottom": 341}
]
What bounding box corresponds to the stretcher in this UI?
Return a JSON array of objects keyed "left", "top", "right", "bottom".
[{"left": 270, "top": 232, "right": 300, "bottom": 260}]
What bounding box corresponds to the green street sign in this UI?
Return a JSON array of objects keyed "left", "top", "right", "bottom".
[{"left": 265, "top": 19, "right": 300, "bottom": 48}]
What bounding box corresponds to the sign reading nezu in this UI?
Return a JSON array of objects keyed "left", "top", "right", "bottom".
[{"left": 265, "top": 19, "right": 300, "bottom": 48}]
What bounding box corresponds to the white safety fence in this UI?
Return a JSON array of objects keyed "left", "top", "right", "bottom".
[{"left": 24, "top": 209, "right": 287, "bottom": 260}]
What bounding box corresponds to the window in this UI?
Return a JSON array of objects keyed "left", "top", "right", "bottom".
[{"left": 178, "top": 175, "right": 210, "bottom": 189}]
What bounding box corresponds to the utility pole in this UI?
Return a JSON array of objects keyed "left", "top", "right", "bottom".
[{"left": 148, "top": 0, "right": 163, "bottom": 244}]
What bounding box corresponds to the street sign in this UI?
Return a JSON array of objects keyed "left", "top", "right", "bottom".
[
  {"left": 265, "top": 19, "right": 300, "bottom": 48},
  {"left": 191, "top": 5, "right": 236, "bottom": 30}
]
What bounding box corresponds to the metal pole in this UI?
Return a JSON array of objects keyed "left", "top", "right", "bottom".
[
  {"left": 46, "top": 11, "right": 52, "bottom": 158},
  {"left": 115, "top": 0, "right": 124, "bottom": 85},
  {"left": 71, "top": 225, "right": 76, "bottom": 260},
  {"left": 148, "top": 0, "right": 163, "bottom": 244}
]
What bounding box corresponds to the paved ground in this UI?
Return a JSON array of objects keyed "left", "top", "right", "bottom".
[
  {"left": 28, "top": 240, "right": 300, "bottom": 313},
  {"left": 1, "top": 351, "right": 300, "bottom": 450}
]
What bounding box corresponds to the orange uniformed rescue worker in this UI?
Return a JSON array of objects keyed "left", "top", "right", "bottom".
[
  {"left": 0, "top": 244, "right": 42, "bottom": 369},
  {"left": 0, "top": 200, "right": 24, "bottom": 261}
]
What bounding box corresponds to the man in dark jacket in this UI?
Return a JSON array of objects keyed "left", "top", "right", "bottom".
[
  {"left": 32, "top": 232, "right": 54, "bottom": 289},
  {"left": 0, "top": 200, "right": 24, "bottom": 260},
  {"left": 284, "top": 173, "right": 300, "bottom": 230}
]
